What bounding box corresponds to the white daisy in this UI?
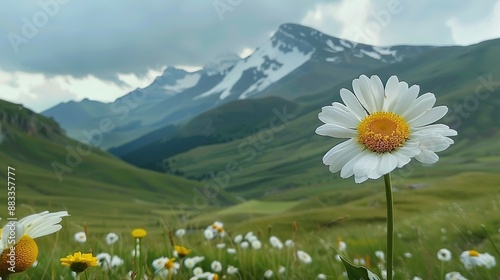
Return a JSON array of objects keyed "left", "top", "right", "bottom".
[
  {"left": 278, "top": 265, "right": 286, "bottom": 274},
  {"left": 460, "top": 250, "right": 496, "bottom": 269},
  {"left": 210, "top": 260, "right": 222, "bottom": 272},
  {"left": 74, "top": 231, "right": 87, "bottom": 243},
  {"left": 105, "top": 232, "right": 119, "bottom": 245},
  {"left": 264, "top": 269, "right": 273, "bottom": 278},
  {"left": 96, "top": 252, "right": 111, "bottom": 269},
  {"left": 226, "top": 265, "right": 238, "bottom": 275},
  {"left": 269, "top": 236, "right": 283, "bottom": 249},
  {"left": 338, "top": 240, "right": 346, "bottom": 252},
  {"left": 437, "top": 248, "right": 452, "bottom": 262},
  {"left": 251, "top": 240, "right": 262, "bottom": 250},
  {"left": 0, "top": 211, "right": 69, "bottom": 276},
  {"left": 284, "top": 239, "right": 294, "bottom": 247},
  {"left": 375, "top": 250, "right": 385, "bottom": 261},
  {"left": 233, "top": 234, "right": 243, "bottom": 243},
  {"left": 316, "top": 75, "right": 457, "bottom": 183},
  {"left": 175, "top": 228, "right": 186, "bottom": 237},
  {"left": 152, "top": 257, "right": 169, "bottom": 270},
  {"left": 203, "top": 228, "right": 214, "bottom": 240},
  {"left": 110, "top": 255, "right": 124, "bottom": 268},
  {"left": 240, "top": 241, "right": 249, "bottom": 249},
  {"left": 297, "top": 250, "right": 312, "bottom": 263},
  {"left": 184, "top": 258, "right": 196, "bottom": 269},
  {"left": 193, "top": 267, "right": 203, "bottom": 276},
  {"left": 445, "top": 271, "right": 468, "bottom": 280}
]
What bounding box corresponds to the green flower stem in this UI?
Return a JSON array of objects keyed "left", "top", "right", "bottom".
[
  {"left": 384, "top": 173, "right": 394, "bottom": 280},
  {"left": 176, "top": 259, "right": 184, "bottom": 280},
  {"left": 481, "top": 224, "right": 500, "bottom": 258}
]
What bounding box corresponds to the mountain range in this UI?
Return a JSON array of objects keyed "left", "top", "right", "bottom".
[{"left": 42, "top": 23, "right": 432, "bottom": 149}]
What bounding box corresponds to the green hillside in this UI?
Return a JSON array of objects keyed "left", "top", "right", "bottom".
[
  {"left": 0, "top": 100, "right": 237, "bottom": 231},
  {"left": 114, "top": 97, "right": 302, "bottom": 173}
]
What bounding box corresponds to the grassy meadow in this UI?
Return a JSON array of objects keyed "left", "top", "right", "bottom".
[{"left": 2, "top": 168, "right": 499, "bottom": 279}]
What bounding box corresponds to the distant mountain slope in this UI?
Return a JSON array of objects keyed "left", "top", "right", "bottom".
[
  {"left": 42, "top": 23, "right": 434, "bottom": 149},
  {"left": 111, "top": 96, "right": 301, "bottom": 172},
  {"left": 0, "top": 100, "right": 237, "bottom": 223}
]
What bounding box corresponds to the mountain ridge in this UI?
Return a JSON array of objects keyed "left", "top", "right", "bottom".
[{"left": 41, "top": 23, "right": 435, "bottom": 149}]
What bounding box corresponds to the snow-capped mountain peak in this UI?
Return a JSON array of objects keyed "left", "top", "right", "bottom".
[
  {"left": 203, "top": 53, "right": 241, "bottom": 76},
  {"left": 194, "top": 24, "right": 316, "bottom": 101}
]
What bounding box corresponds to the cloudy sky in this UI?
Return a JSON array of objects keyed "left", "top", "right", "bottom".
[{"left": 1, "top": 0, "right": 499, "bottom": 112}]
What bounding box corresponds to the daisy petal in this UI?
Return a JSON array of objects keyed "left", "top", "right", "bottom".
[
  {"left": 378, "top": 153, "right": 398, "bottom": 175},
  {"left": 359, "top": 75, "right": 378, "bottom": 113},
  {"left": 352, "top": 75, "right": 376, "bottom": 113},
  {"left": 327, "top": 141, "right": 363, "bottom": 173},
  {"left": 316, "top": 124, "right": 357, "bottom": 138},
  {"left": 383, "top": 76, "right": 400, "bottom": 111},
  {"left": 394, "top": 85, "right": 419, "bottom": 115},
  {"left": 355, "top": 175, "right": 369, "bottom": 183},
  {"left": 353, "top": 152, "right": 379, "bottom": 178},
  {"left": 341, "top": 150, "right": 369, "bottom": 179},
  {"left": 318, "top": 104, "right": 359, "bottom": 128},
  {"left": 391, "top": 150, "right": 411, "bottom": 168},
  {"left": 419, "top": 135, "right": 453, "bottom": 152},
  {"left": 340, "top": 88, "right": 367, "bottom": 120},
  {"left": 415, "top": 150, "right": 439, "bottom": 164},
  {"left": 322, "top": 139, "right": 355, "bottom": 165},
  {"left": 412, "top": 124, "right": 457, "bottom": 137},
  {"left": 403, "top": 93, "right": 436, "bottom": 121},
  {"left": 370, "top": 75, "right": 385, "bottom": 111},
  {"left": 409, "top": 106, "right": 448, "bottom": 127}
]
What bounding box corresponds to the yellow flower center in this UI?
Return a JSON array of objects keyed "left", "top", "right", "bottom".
[
  {"left": 468, "top": 250, "right": 480, "bottom": 257},
  {"left": 357, "top": 112, "right": 410, "bottom": 153},
  {"left": 0, "top": 235, "right": 38, "bottom": 276}
]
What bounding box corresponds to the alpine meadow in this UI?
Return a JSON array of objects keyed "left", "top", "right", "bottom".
[{"left": 0, "top": 6, "right": 499, "bottom": 280}]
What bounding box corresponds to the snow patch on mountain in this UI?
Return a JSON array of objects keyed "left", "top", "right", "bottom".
[
  {"left": 239, "top": 41, "right": 312, "bottom": 99},
  {"left": 204, "top": 53, "right": 241, "bottom": 76},
  {"left": 373, "top": 46, "right": 397, "bottom": 56},
  {"left": 325, "top": 39, "right": 344, "bottom": 52},
  {"left": 162, "top": 73, "right": 201, "bottom": 93},
  {"left": 360, "top": 49, "right": 381, "bottom": 60},
  {"left": 339, "top": 39, "right": 354, "bottom": 48}
]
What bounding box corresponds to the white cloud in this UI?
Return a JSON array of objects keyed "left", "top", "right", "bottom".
[
  {"left": 174, "top": 65, "right": 203, "bottom": 73},
  {"left": 301, "top": 0, "right": 377, "bottom": 45},
  {"left": 0, "top": 68, "right": 163, "bottom": 112},
  {"left": 446, "top": 0, "right": 500, "bottom": 45}
]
